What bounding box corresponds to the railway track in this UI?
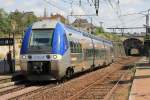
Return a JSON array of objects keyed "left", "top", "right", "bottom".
[
  {"left": 0, "top": 70, "right": 129, "bottom": 100},
  {"left": 0, "top": 84, "right": 26, "bottom": 96},
  {"left": 0, "top": 81, "right": 57, "bottom": 100},
  {"left": 0, "top": 72, "right": 28, "bottom": 98},
  {"left": 0, "top": 57, "right": 140, "bottom": 100},
  {"left": 0, "top": 72, "right": 23, "bottom": 84},
  {"left": 0, "top": 77, "right": 12, "bottom": 84},
  {"left": 67, "top": 70, "right": 128, "bottom": 100}
]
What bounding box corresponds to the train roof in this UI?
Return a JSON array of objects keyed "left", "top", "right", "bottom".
[
  {"left": 31, "top": 20, "right": 112, "bottom": 45},
  {"left": 65, "top": 25, "right": 112, "bottom": 45},
  {"left": 32, "top": 20, "right": 57, "bottom": 29}
]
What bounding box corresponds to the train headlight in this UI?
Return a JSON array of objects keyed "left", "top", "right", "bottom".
[
  {"left": 53, "top": 55, "right": 57, "bottom": 59},
  {"left": 22, "top": 55, "right": 27, "bottom": 59},
  {"left": 52, "top": 55, "right": 62, "bottom": 60}
]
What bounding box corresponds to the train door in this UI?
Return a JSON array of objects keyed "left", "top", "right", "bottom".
[{"left": 69, "top": 40, "right": 83, "bottom": 72}]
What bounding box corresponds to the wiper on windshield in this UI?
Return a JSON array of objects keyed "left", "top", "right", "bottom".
[{"left": 30, "top": 45, "right": 41, "bottom": 49}]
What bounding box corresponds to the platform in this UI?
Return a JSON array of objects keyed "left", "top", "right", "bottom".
[
  {"left": 0, "top": 70, "right": 21, "bottom": 83},
  {"left": 129, "top": 57, "right": 150, "bottom": 100}
]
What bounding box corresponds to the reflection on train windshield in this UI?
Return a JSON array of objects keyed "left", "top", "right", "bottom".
[{"left": 29, "top": 29, "right": 53, "bottom": 49}]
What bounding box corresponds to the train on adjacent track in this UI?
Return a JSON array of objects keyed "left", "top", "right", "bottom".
[{"left": 20, "top": 20, "right": 125, "bottom": 81}]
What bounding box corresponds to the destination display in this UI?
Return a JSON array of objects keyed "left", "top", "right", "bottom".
[{"left": 0, "top": 38, "right": 14, "bottom": 46}]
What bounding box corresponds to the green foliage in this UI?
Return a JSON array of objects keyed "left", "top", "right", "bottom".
[
  {"left": 0, "top": 9, "right": 38, "bottom": 35},
  {"left": 93, "top": 27, "right": 121, "bottom": 41},
  {"left": 0, "top": 8, "right": 10, "bottom": 34},
  {"left": 94, "top": 27, "right": 104, "bottom": 35}
]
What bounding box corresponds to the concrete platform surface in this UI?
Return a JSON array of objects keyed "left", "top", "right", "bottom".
[{"left": 129, "top": 57, "right": 150, "bottom": 100}]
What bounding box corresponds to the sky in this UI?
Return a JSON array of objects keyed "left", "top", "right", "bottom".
[{"left": 1, "top": 0, "right": 150, "bottom": 33}]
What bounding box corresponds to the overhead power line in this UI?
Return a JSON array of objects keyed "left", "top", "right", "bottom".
[
  {"left": 120, "top": 8, "right": 150, "bottom": 17},
  {"left": 105, "top": 0, "right": 126, "bottom": 27},
  {"left": 107, "top": 27, "right": 145, "bottom": 29},
  {"left": 43, "top": 0, "right": 65, "bottom": 12}
]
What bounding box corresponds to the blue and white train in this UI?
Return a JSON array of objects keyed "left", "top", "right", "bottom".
[{"left": 20, "top": 20, "right": 116, "bottom": 81}]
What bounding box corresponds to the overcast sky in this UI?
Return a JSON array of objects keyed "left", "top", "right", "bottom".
[{"left": 1, "top": 0, "right": 150, "bottom": 33}]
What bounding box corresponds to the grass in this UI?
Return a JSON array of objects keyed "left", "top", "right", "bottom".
[{"left": 97, "top": 32, "right": 122, "bottom": 41}]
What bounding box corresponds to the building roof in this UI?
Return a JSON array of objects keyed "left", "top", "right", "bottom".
[{"left": 73, "top": 18, "right": 88, "bottom": 24}]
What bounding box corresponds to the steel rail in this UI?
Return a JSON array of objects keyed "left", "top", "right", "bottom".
[{"left": 66, "top": 66, "right": 123, "bottom": 100}]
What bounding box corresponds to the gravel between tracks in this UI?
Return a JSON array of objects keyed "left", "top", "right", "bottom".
[
  {"left": 12, "top": 57, "right": 139, "bottom": 100},
  {"left": 0, "top": 57, "right": 139, "bottom": 100},
  {"left": 111, "top": 69, "right": 135, "bottom": 100},
  {"left": 0, "top": 86, "right": 42, "bottom": 100}
]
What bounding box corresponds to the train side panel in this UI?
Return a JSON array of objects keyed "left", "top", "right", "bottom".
[
  {"left": 93, "top": 39, "right": 106, "bottom": 67},
  {"left": 66, "top": 28, "right": 93, "bottom": 73}
]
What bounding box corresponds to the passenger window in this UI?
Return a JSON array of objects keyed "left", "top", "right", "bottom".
[
  {"left": 72, "top": 42, "right": 76, "bottom": 53},
  {"left": 70, "top": 42, "right": 82, "bottom": 53},
  {"left": 79, "top": 43, "right": 82, "bottom": 53},
  {"left": 77, "top": 43, "right": 80, "bottom": 53},
  {"left": 75, "top": 42, "right": 78, "bottom": 53},
  {"left": 70, "top": 41, "right": 73, "bottom": 53}
]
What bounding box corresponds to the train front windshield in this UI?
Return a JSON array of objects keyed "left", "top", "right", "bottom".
[{"left": 28, "top": 29, "right": 53, "bottom": 52}]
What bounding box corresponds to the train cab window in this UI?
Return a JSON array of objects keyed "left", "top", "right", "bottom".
[{"left": 29, "top": 29, "right": 54, "bottom": 49}]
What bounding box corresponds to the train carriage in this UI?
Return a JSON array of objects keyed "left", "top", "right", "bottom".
[{"left": 20, "top": 20, "right": 115, "bottom": 81}]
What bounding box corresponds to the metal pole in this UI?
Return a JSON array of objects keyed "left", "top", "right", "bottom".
[
  {"left": 99, "top": 21, "right": 103, "bottom": 28},
  {"left": 146, "top": 9, "right": 150, "bottom": 36},
  {"left": 148, "top": 50, "right": 150, "bottom": 63},
  {"left": 9, "top": 31, "right": 10, "bottom": 52},
  {"left": 13, "top": 31, "right": 15, "bottom": 72},
  {"left": 90, "top": 17, "right": 95, "bottom": 67},
  {"left": 146, "top": 15, "right": 149, "bottom": 36},
  {"left": 13, "top": 32, "right": 15, "bottom": 60},
  {"left": 91, "top": 17, "right": 93, "bottom": 34}
]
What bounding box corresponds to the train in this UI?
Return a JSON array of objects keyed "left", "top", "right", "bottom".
[{"left": 20, "top": 20, "right": 125, "bottom": 81}]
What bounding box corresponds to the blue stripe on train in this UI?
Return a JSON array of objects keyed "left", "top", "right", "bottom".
[
  {"left": 20, "top": 26, "right": 32, "bottom": 54},
  {"left": 51, "top": 23, "right": 69, "bottom": 55}
]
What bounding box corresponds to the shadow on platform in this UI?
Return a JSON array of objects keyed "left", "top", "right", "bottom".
[
  {"left": 110, "top": 80, "right": 132, "bottom": 85},
  {"left": 136, "top": 63, "right": 150, "bottom": 66},
  {"left": 134, "top": 75, "right": 150, "bottom": 79}
]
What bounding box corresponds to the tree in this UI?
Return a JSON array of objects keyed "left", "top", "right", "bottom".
[
  {"left": 0, "top": 8, "right": 10, "bottom": 35},
  {"left": 9, "top": 10, "right": 38, "bottom": 35},
  {"left": 23, "top": 12, "right": 38, "bottom": 28},
  {"left": 0, "top": 9, "right": 38, "bottom": 36},
  {"left": 94, "top": 27, "right": 105, "bottom": 35}
]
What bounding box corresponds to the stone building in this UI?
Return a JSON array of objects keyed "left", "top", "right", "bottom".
[{"left": 72, "top": 18, "right": 96, "bottom": 33}]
